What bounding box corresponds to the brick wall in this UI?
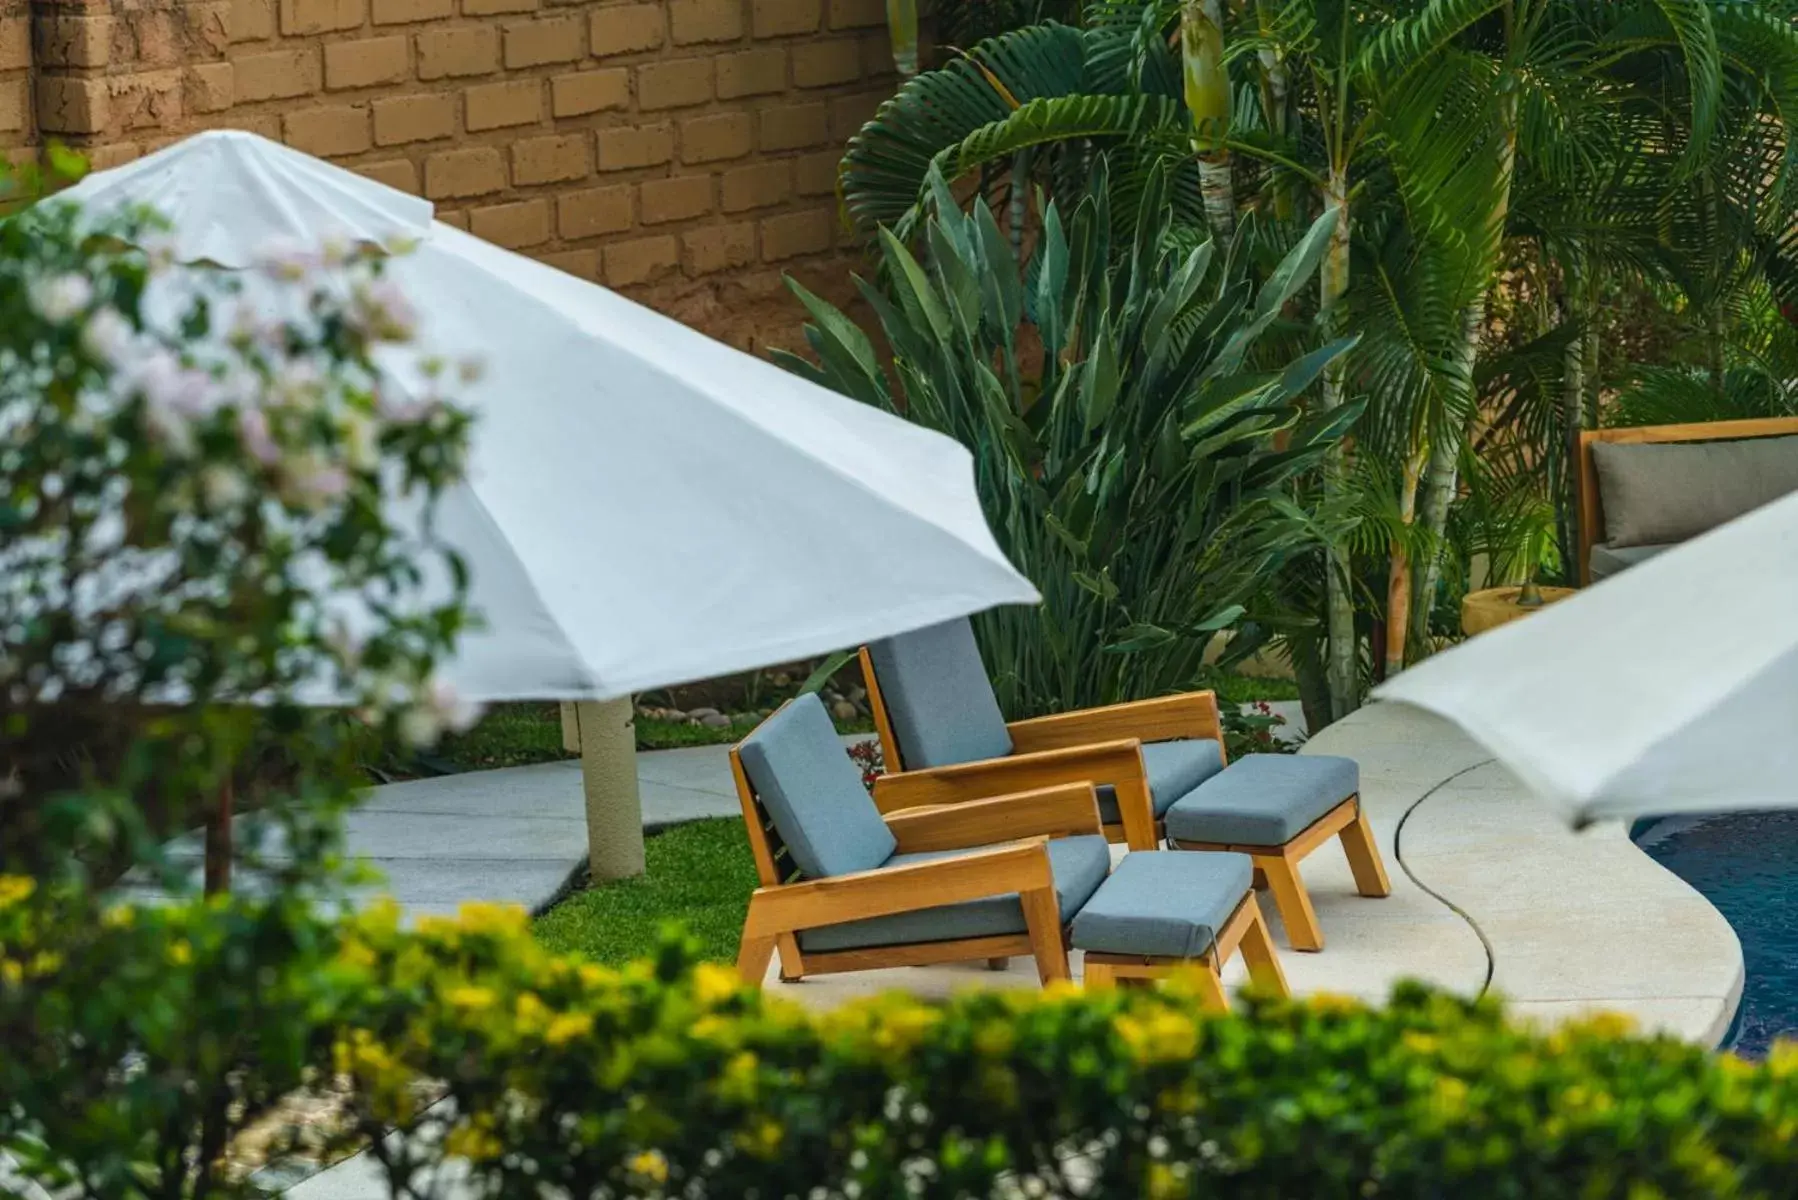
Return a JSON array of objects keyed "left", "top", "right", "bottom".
[{"left": 5, "top": 0, "right": 892, "bottom": 350}]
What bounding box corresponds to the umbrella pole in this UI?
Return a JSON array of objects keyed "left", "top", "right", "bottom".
[{"left": 574, "top": 698, "right": 646, "bottom": 882}]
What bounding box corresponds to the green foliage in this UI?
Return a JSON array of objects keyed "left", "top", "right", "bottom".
[{"left": 778, "top": 167, "right": 1356, "bottom": 715}]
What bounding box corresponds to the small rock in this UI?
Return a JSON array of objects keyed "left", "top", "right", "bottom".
[
  {"left": 731, "top": 712, "right": 759, "bottom": 728},
  {"left": 771, "top": 672, "right": 791, "bottom": 688},
  {"left": 688, "top": 706, "right": 721, "bottom": 721},
  {"left": 847, "top": 684, "right": 867, "bottom": 703},
  {"left": 701, "top": 712, "right": 732, "bottom": 729},
  {"left": 830, "top": 699, "right": 858, "bottom": 723},
  {"left": 823, "top": 690, "right": 842, "bottom": 703},
  {"left": 661, "top": 709, "right": 686, "bottom": 723}
]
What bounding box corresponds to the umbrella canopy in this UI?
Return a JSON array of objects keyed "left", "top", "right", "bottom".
[
  {"left": 62, "top": 131, "right": 1039, "bottom": 701},
  {"left": 1375, "top": 490, "right": 1798, "bottom": 826}
]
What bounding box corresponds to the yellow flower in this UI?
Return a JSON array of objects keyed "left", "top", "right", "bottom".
[
  {"left": 1146, "top": 1161, "right": 1187, "bottom": 1200},
  {"left": 26, "top": 951, "right": 61, "bottom": 976},
  {"left": 1307, "top": 991, "right": 1360, "bottom": 1014},
  {"left": 735, "top": 1118, "right": 784, "bottom": 1160},
  {"left": 456, "top": 902, "right": 528, "bottom": 936},
  {"left": 1766, "top": 1040, "right": 1798, "bottom": 1077},
  {"left": 1, "top": 960, "right": 21, "bottom": 986},
  {"left": 101, "top": 904, "right": 136, "bottom": 930},
  {"left": 336, "top": 938, "right": 377, "bottom": 971},
  {"left": 692, "top": 963, "right": 740, "bottom": 1007},
  {"left": 1113, "top": 1009, "right": 1198, "bottom": 1064},
  {"left": 577, "top": 962, "right": 618, "bottom": 989},
  {"left": 544, "top": 1012, "right": 593, "bottom": 1047},
  {"left": 443, "top": 1118, "right": 504, "bottom": 1163},
  {"left": 167, "top": 939, "right": 193, "bottom": 966},
  {"left": 445, "top": 985, "right": 496, "bottom": 1011},
  {"left": 1578, "top": 1011, "right": 1637, "bottom": 1040},
  {"left": 627, "top": 1150, "right": 669, "bottom": 1184},
  {"left": 514, "top": 992, "right": 549, "bottom": 1033},
  {"left": 1430, "top": 1075, "right": 1469, "bottom": 1117},
  {"left": 0, "top": 877, "right": 35, "bottom": 909}
]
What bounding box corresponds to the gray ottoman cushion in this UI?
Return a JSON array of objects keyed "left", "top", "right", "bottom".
[
  {"left": 799, "top": 834, "right": 1111, "bottom": 953},
  {"left": 1589, "top": 541, "right": 1672, "bottom": 581},
  {"left": 1165, "top": 754, "right": 1358, "bottom": 847},
  {"left": 1095, "top": 737, "right": 1226, "bottom": 824},
  {"left": 1071, "top": 851, "right": 1254, "bottom": 959}
]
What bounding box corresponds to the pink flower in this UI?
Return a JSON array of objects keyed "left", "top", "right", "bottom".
[
  {"left": 350, "top": 279, "right": 417, "bottom": 342},
  {"left": 30, "top": 273, "right": 93, "bottom": 322},
  {"left": 237, "top": 406, "right": 281, "bottom": 465}
]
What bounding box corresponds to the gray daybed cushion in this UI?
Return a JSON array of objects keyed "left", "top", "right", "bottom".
[
  {"left": 1589, "top": 541, "right": 1674, "bottom": 581},
  {"left": 1164, "top": 754, "right": 1358, "bottom": 847},
  {"left": 865, "top": 617, "right": 1014, "bottom": 768},
  {"left": 1070, "top": 851, "right": 1254, "bottom": 960},
  {"left": 799, "top": 834, "right": 1111, "bottom": 953},
  {"left": 1591, "top": 435, "right": 1798, "bottom": 548},
  {"left": 736, "top": 693, "right": 896, "bottom": 879}
]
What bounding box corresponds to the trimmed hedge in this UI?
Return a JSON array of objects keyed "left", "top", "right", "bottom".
[{"left": 7, "top": 888, "right": 1798, "bottom": 1199}]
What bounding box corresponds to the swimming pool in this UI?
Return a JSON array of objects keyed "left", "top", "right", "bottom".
[{"left": 1634, "top": 810, "right": 1798, "bottom": 1058}]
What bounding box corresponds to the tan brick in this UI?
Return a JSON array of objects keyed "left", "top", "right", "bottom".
[
  {"left": 0, "top": 15, "right": 29, "bottom": 70},
  {"left": 0, "top": 78, "right": 28, "bottom": 134},
  {"left": 464, "top": 0, "right": 536, "bottom": 13},
  {"left": 682, "top": 221, "right": 754, "bottom": 275},
  {"left": 759, "top": 101, "right": 827, "bottom": 150},
  {"left": 424, "top": 145, "right": 507, "bottom": 197},
  {"left": 550, "top": 68, "right": 628, "bottom": 116},
  {"left": 464, "top": 78, "right": 541, "bottom": 130},
  {"left": 436, "top": 208, "right": 469, "bottom": 230},
  {"left": 511, "top": 132, "right": 590, "bottom": 184},
  {"left": 34, "top": 15, "right": 111, "bottom": 68},
  {"left": 794, "top": 149, "right": 836, "bottom": 196},
  {"left": 124, "top": 10, "right": 181, "bottom": 67},
  {"left": 325, "top": 36, "right": 409, "bottom": 89},
  {"left": 416, "top": 25, "right": 498, "bottom": 79},
  {"left": 589, "top": 3, "right": 663, "bottom": 55},
  {"left": 470, "top": 197, "right": 551, "bottom": 248},
  {"left": 680, "top": 111, "right": 750, "bottom": 164},
  {"left": 596, "top": 121, "right": 673, "bottom": 170},
  {"left": 605, "top": 234, "right": 677, "bottom": 286},
  {"left": 714, "top": 47, "right": 784, "bottom": 98},
  {"left": 503, "top": 15, "right": 583, "bottom": 67},
  {"left": 284, "top": 104, "right": 371, "bottom": 157},
  {"left": 233, "top": 46, "right": 321, "bottom": 101},
  {"left": 84, "top": 142, "right": 141, "bottom": 170},
  {"left": 224, "top": 113, "right": 281, "bottom": 139},
  {"left": 540, "top": 247, "right": 599, "bottom": 279},
  {"left": 720, "top": 160, "right": 788, "bottom": 212},
  {"left": 761, "top": 207, "right": 832, "bottom": 260},
  {"left": 827, "top": 0, "right": 883, "bottom": 29},
  {"left": 639, "top": 174, "right": 711, "bottom": 224},
  {"left": 558, "top": 183, "right": 632, "bottom": 238},
  {"left": 637, "top": 58, "right": 710, "bottom": 110},
  {"left": 752, "top": 0, "right": 817, "bottom": 36},
  {"left": 106, "top": 69, "right": 183, "bottom": 133},
  {"left": 792, "top": 38, "right": 859, "bottom": 87},
  {"left": 357, "top": 157, "right": 419, "bottom": 192},
  {"left": 279, "top": 0, "right": 364, "bottom": 35},
  {"left": 859, "top": 29, "right": 893, "bottom": 78},
  {"left": 372, "top": 0, "right": 451, "bottom": 23},
  {"left": 374, "top": 91, "right": 455, "bottom": 143},
  {"left": 185, "top": 62, "right": 235, "bottom": 112},
  {"left": 669, "top": 0, "right": 741, "bottom": 44},
  {"left": 828, "top": 89, "right": 882, "bottom": 139},
  {"left": 231, "top": 0, "right": 275, "bottom": 39},
  {"left": 36, "top": 76, "right": 108, "bottom": 134}
]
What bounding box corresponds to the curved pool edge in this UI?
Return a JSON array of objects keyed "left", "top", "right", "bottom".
[{"left": 1305, "top": 703, "right": 1746, "bottom": 1048}]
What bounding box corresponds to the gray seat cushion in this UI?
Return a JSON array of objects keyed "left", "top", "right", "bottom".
[
  {"left": 1589, "top": 541, "right": 1673, "bottom": 581},
  {"left": 736, "top": 694, "right": 896, "bottom": 879},
  {"left": 1070, "top": 851, "right": 1254, "bottom": 959},
  {"left": 1164, "top": 754, "right": 1358, "bottom": 847},
  {"left": 1591, "top": 435, "right": 1798, "bottom": 547},
  {"left": 866, "top": 617, "right": 1013, "bottom": 769},
  {"left": 1095, "top": 737, "right": 1226, "bottom": 825},
  {"left": 799, "top": 834, "right": 1111, "bottom": 953}
]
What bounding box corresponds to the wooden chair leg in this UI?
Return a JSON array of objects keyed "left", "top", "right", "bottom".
[
  {"left": 1339, "top": 804, "right": 1393, "bottom": 898},
  {"left": 1235, "top": 895, "right": 1290, "bottom": 999},
  {"left": 1083, "top": 961, "right": 1116, "bottom": 990},
  {"left": 1260, "top": 852, "right": 1324, "bottom": 952},
  {"left": 1116, "top": 779, "right": 1159, "bottom": 852},
  {"left": 737, "top": 932, "right": 777, "bottom": 986},
  {"left": 987, "top": 956, "right": 1011, "bottom": 971},
  {"left": 1193, "top": 964, "right": 1230, "bottom": 1014},
  {"left": 1020, "top": 886, "right": 1071, "bottom": 984}
]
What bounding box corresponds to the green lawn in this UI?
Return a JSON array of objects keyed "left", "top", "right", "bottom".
[{"left": 532, "top": 818, "right": 758, "bottom": 965}]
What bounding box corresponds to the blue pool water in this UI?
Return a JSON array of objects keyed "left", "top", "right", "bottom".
[{"left": 1634, "top": 810, "right": 1798, "bottom": 1057}]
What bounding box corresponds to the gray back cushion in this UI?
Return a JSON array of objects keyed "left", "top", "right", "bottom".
[
  {"left": 737, "top": 694, "right": 895, "bottom": 878},
  {"left": 866, "top": 617, "right": 1014, "bottom": 769},
  {"left": 1593, "top": 435, "right": 1798, "bottom": 547}
]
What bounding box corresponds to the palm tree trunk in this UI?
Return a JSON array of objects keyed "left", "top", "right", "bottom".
[
  {"left": 1253, "top": 0, "right": 1291, "bottom": 219},
  {"left": 885, "top": 0, "right": 919, "bottom": 76},
  {"left": 1412, "top": 300, "right": 1484, "bottom": 639},
  {"left": 1319, "top": 172, "right": 1356, "bottom": 720},
  {"left": 1382, "top": 443, "right": 1428, "bottom": 679},
  {"left": 1182, "top": 0, "right": 1234, "bottom": 244}
]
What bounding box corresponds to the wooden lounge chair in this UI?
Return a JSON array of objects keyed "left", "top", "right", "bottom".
[
  {"left": 731, "top": 694, "right": 1114, "bottom": 986},
  {"left": 859, "top": 618, "right": 1227, "bottom": 851}
]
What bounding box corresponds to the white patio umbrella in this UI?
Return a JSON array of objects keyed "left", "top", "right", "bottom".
[
  {"left": 61, "top": 130, "right": 1039, "bottom": 701},
  {"left": 1375, "top": 489, "right": 1798, "bottom": 827},
  {"left": 61, "top": 130, "right": 1039, "bottom": 881}
]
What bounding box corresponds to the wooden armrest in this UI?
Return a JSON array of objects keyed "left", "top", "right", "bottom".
[
  {"left": 741, "top": 838, "right": 1054, "bottom": 938},
  {"left": 1005, "top": 692, "right": 1223, "bottom": 754},
  {"left": 871, "top": 739, "right": 1145, "bottom": 813},
  {"left": 884, "top": 783, "right": 1104, "bottom": 853}
]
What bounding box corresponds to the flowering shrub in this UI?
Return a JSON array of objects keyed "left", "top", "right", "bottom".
[
  {"left": 0, "top": 194, "right": 476, "bottom": 887},
  {"left": 845, "top": 737, "right": 885, "bottom": 792}
]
